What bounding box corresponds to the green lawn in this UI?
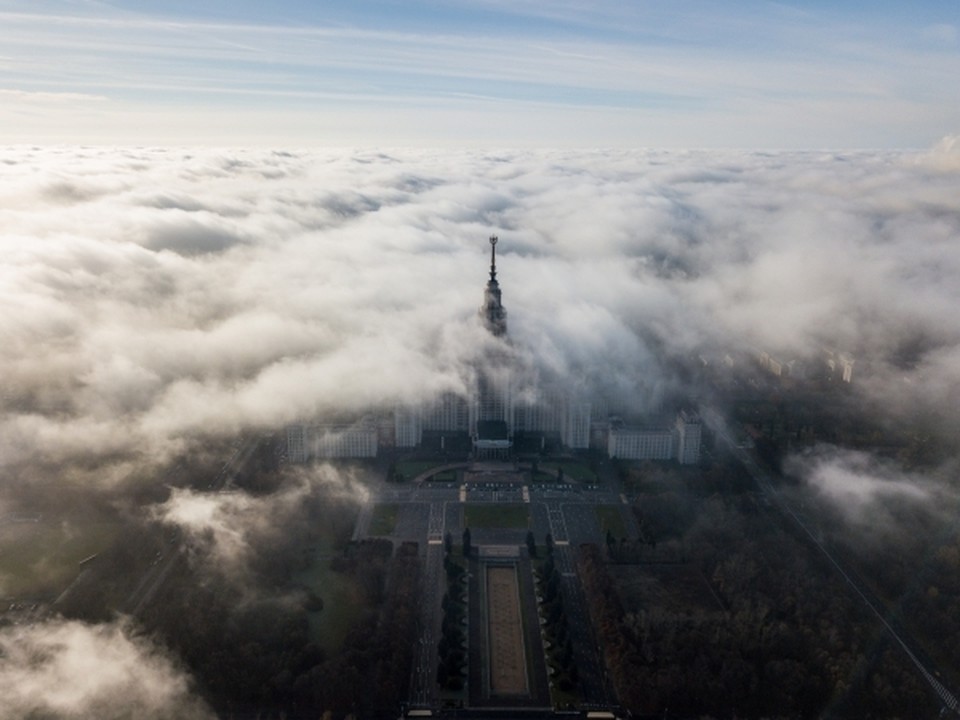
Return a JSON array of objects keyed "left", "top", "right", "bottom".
[
  {"left": 293, "top": 506, "right": 368, "bottom": 654},
  {"left": 395, "top": 460, "right": 446, "bottom": 482},
  {"left": 618, "top": 460, "right": 688, "bottom": 494},
  {"left": 464, "top": 504, "right": 529, "bottom": 529},
  {"left": 542, "top": 461, "right": 597, "bottom": 483},
  {"left": 532, "top": 471, "right": 558, "bottom": 483},
  {"left": 594, "top": 506, "right": 627, "bottom": 540},
  {"left": 295, "top": 551, "right": 364, "bottom": 654},
  {"left": 368, "top": 503, "right": 399, "bottom": 536},
  {"left": 0, "top": 520, "right": 120, "bottom": 598}
]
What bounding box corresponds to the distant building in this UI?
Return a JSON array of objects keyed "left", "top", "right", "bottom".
[
  {"left": 286, "top": 424, "right": 308, "bottom": 463},
  {"left": 563, "top": 402, "right": 592, "bottom": 450},
  {"left": 475, "top": 365, "right": 513, "bottom": 428},
  {"left": 286, "top": 417, "right": 378, "bottom": 461},
  {"left": 675, "top": 409, "right": 702, "bottom": 465},
  {"left": 608, "top": 424, "right": 674, "bottom": 461},
  {"left": 394, "top": 404, "right": 422, "bottom": 448},
  {"left": 824, "top": 349, "right": 855, "bottom": 383},
  {"left": 758, "top": 350, "right": 785, "bottom": 377},
  {"left": 606, "top": 410, "right": 701, "bottom": 465},
  {"left": 473, "top": 419, "right": 512, "bottom": 459},
  {"left": 422, "top": 391, "right": 470, "bottom": 434}
]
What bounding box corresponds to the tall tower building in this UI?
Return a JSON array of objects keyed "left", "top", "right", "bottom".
[
  {"left": 473, "top": 235, "right": 513, "bottom": 457},
  {"left": 479, "top": 235, "right": 508, "bottom": 337}
]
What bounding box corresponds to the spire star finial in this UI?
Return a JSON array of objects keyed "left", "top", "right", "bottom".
[{"left": 480, "top": 235, "right": 507, "bottom": 337}]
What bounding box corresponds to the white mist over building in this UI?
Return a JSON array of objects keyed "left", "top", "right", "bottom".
[{"left": 288, "top": 235, "right": 699, "bottom": 464}]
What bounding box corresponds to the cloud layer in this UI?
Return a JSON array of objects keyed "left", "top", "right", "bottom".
[
  {"left": 1, "top": 145, "right": 959, "bottom": 485},
  {"left": 151, "top": 463, "right": 366, "bottom": 578},
  {"left": 1, "top": 143, "right": 958, "bottom": 719},
  {"left": 786, "top": 446, "right": 934, "bottom": 520},
  {"left": 0, "top": 617, "right": 213, "bottom": 720}
]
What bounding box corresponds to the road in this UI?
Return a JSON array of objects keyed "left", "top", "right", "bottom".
[
  {"left": 409, "top": 542, "right": 445, "bottom": 708},
  {"left": 124, "top": 434, "right": 262, "bottom": 615},
  {"left": 701, "top": 405, "right": 960, "bottom": 715},
  {"left": 377, "top": 465, "right": 629, "bottom": 712}
]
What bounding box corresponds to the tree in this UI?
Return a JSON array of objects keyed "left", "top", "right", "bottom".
[
  {"left": 548, "top": 598, "right": 564, "bottom": 626},
  {"left": 526, "top": 530, "right": 537, "bottom": 558},
  {"left": 545, "top": 532, "right": 554, "bottom": 556},
  {"left": 462, "top": 527, "right": 472, "bottom": 558},
  {"left": 444, "top": 531, "right": 453, "bottom": 556},
  {"left": 544, "top": 567, "right": 560, "bottom": 603}
]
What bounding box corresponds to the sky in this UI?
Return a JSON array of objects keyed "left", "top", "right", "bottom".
[{"left": 1, "top": 0, "right": 958, "bottom": 147}]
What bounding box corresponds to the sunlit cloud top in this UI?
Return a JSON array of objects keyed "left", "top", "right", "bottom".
[
  {"left": 2, "top": 144, "right": 960, "bottom": 484},
  {"left": 2, "top": 0, "right": 958, "bottom": 147}
]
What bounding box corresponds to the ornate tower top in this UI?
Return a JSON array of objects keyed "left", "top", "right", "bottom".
[{"left": 480, "top": 235, "right": 507, "bottom": 337}]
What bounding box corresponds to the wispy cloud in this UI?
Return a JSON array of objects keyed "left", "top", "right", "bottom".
[
  {"left": 0, "top": 88, "right": 107, "bottom": 104},
  {"left": 1, "top": 2, "right": 957, "bottom": 145}
]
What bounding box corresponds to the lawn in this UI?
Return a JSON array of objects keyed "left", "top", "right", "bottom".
[
  {"left": 395, "top": 460, "right": 447, "bottom": 482},
  {"left": 368, "top": 503, "right": 399, "bottom": 536},
  {"left": 532, "top": 470, "right": 558, "bottom": 483},
  {"left": 464, "top": 504, "right": 529, "bottom": 529},
  {"left": 294, "top": 504, "right": 367, "bottom": 654},
  {"left": 541, "top": 461, "right": 597, "bottom": 483},
  {"left": 594, "top": 505, "right": 627, "bottom": 540},
  {"left": 0, "top": 520, "right": 120, "bottom": 598},
  {"left": 618, "top": 460, "right": 689, "bottom": 494},
  {"left": 295, "top": 550, "right": 364, "bottom": 654}
]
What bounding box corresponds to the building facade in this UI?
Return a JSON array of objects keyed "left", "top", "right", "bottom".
[
  {"left": 606, "top": 410, "right": 702, "bottom": 464},
  {"left": 675, "top": 409, "right": 702, "bottom": 465},
  {"left": 286, "top": 417, "right": 379, "bottom": 461}
]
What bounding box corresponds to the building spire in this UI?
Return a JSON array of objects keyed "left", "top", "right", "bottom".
[{"left": 479, "top": 235, "right": 507, "bottom": 337}]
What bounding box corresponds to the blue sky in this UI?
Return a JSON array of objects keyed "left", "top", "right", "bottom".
[{"left": 1, "top": 0, "right": 958, "bottom": 147}]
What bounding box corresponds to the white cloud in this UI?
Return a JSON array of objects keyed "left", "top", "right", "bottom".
[
  {"left": 1, "top": 146, "right": 959, "bottom": 483},
  {"left": 151, "top": 464, "right": 367, "bottom": 574},
  {"left": 918, "top": 133, "right": 960, "bottom": 170},
  {"left": 1, "top": 140, "right": 958, "bottom": 717},
  {"left": 0, "top": 88, "right": 108, "bottom": 104},
  {"left": 0, "top": 618, "right": 213, "bottom": 720},
  {"left": 787, "top": 447, "right": 931, "bottom": 518}
]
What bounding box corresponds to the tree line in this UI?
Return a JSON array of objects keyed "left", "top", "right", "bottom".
[
  {"left": 141, "top": 530, "right": 420, "bottom": 719},
  {"left": 577, "top": 493, "right": 940, "bottom": 718}
]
